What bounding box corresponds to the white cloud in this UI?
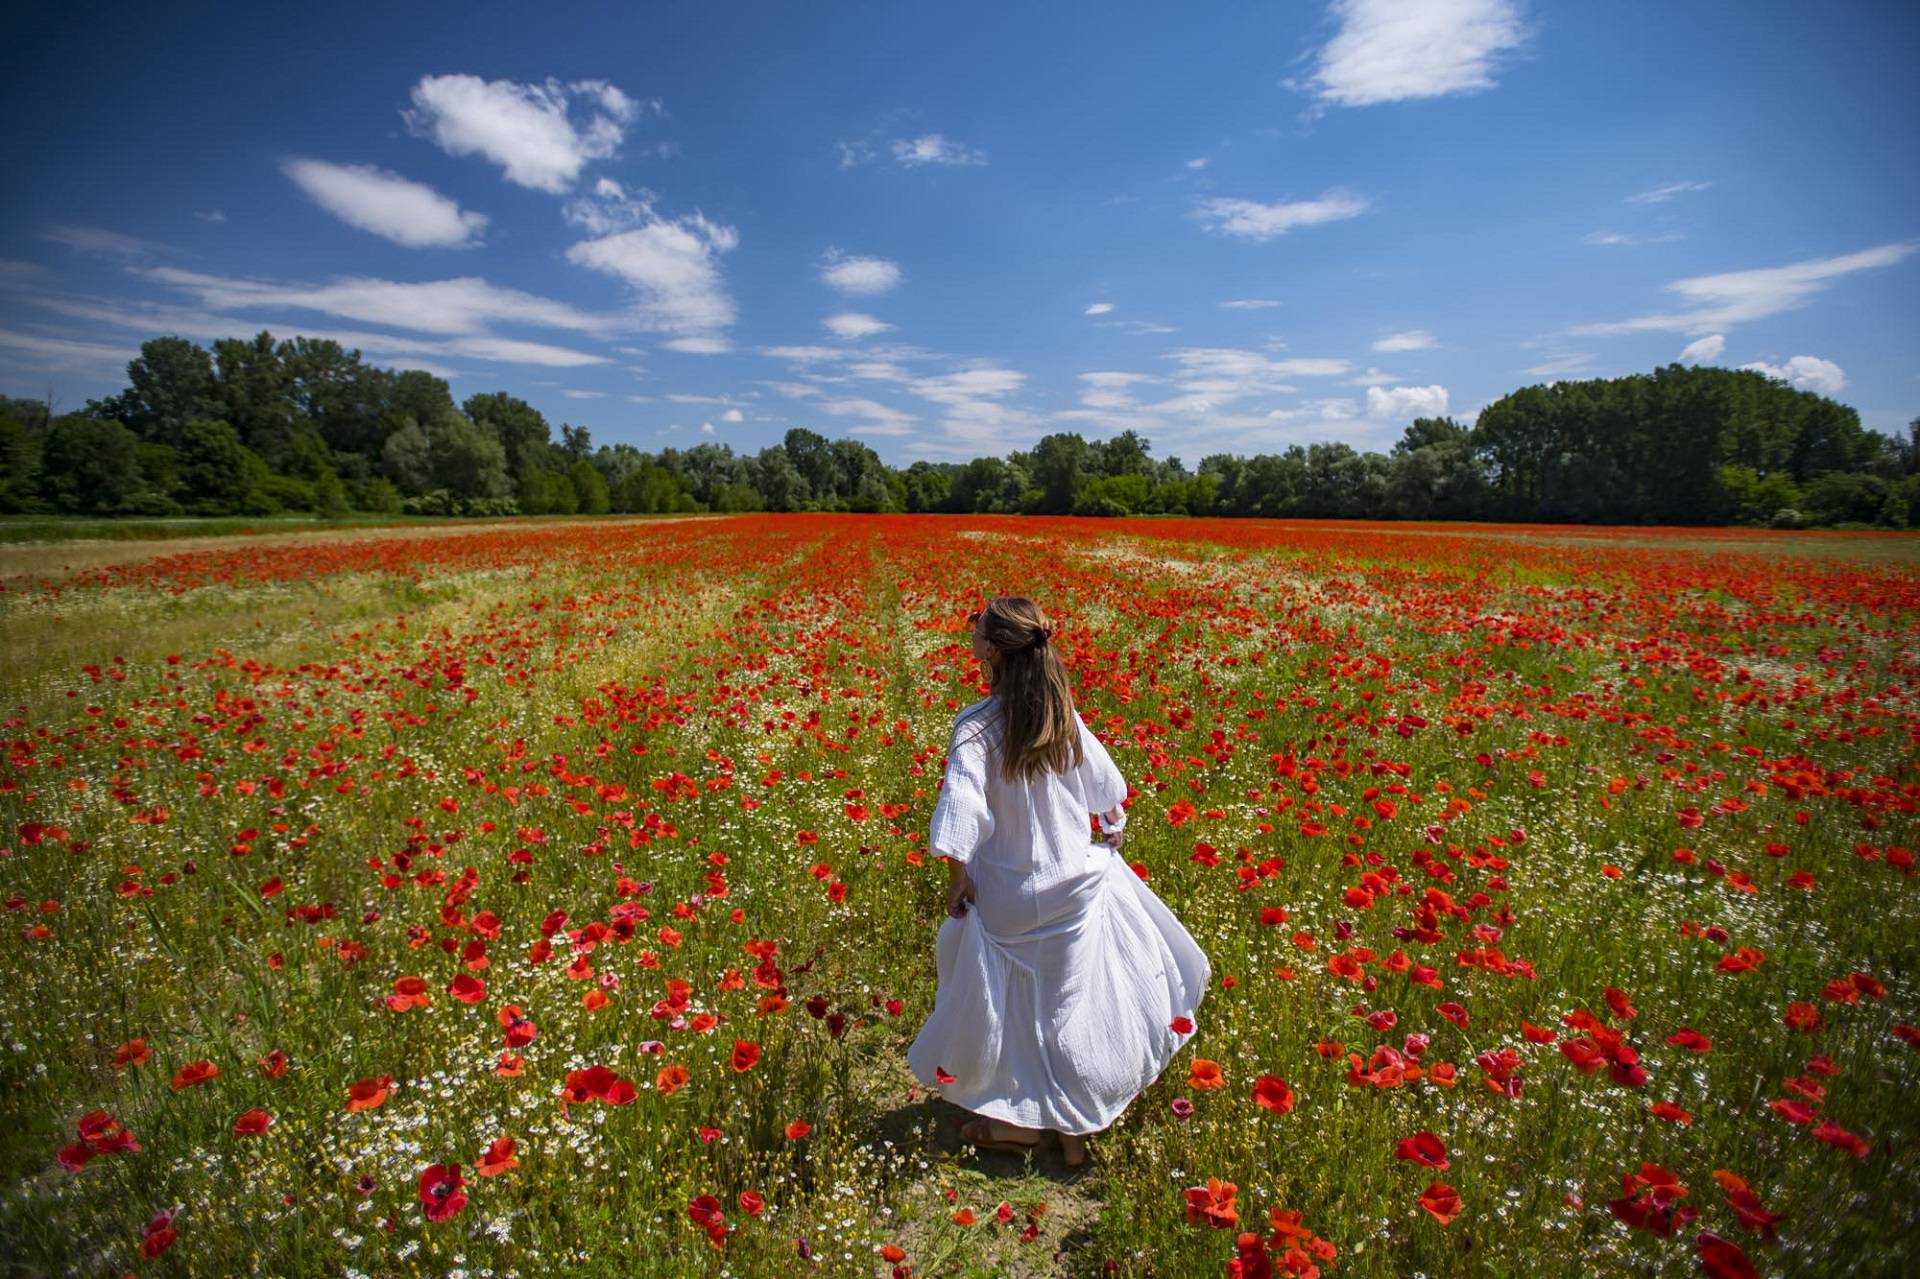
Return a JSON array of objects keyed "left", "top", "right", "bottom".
[
  {"left": 1584, "top": 229, "right": 1683, "bottom": 247},
  {"left": 1522, "top": 352, "right": 1596, "bottom": 378},
  {"left": 824, "top": 312, "right": 894, "bottom": 340},
  {"left": 764, "top": 380, "right": 821, "bottom": 398},
  {"left": 404, "top": 74, "right": 644, "bottom": 193},
  {"left": 1677, "top": 334, "right": 1725, "bottom": 363},
  {"left": 1302, "top": 0, "right": 1527, "bottom": 108},
  {"left": 1373, "top": 329, "right": 1436, "bottom": 352},
  {"left": 1077, "top": 371, "right": 1159, "bottom": 410},
  {"left": 911, "top": 366, "right": 1026, "bottom": 405},
  {"left": 1196, "top": 191, "right": 1369, "bottom": 241},
  {"left": 1627, "top": 180, "right": 1712, "bottom": 205},
  {"left": 565, "top": 197, "right": 739, "bottom": 343},
  {"left": 561, "top": 389, "right": 605, "bottom": 399},
  {"left": 1740, "top": 355, "right": 1847, "bottom": 397},
  {"left": 1572, "top": 242, "right": 1917, "bottom": 336},
  {"left": 820, "top": 252, "right": 902, "bottom": 295},
  {"left": 447, "top": 336, "right": 607, "bottom": 367},
  {"left": 1084, "top": 302, "right": 1115, "bottom": 316},
  {"left": 720, "top": 407, "right": 745, "bottom": 423},
  {"left": 819, "top": 397, "right": 917, "bottom": 431},
  {"left": 0, "top": 327, "right": 138, "bottom": 371},
  {"left": 143, "top": 266, "right": 606, "bottom": 336},
  {"left": 760, "top": 345, "right": 846, "bottom": 363},
  {"left": 891, "top": 134, "right": 986, "bottom": 167},
  {"left": 283, "top": 159, "right": 488, "bottom": 248},
  {"left": 1218, "top": 298, "right": 1282, "bottom": 310},
  {"left": 700, "top": 421, "right": 716, "bottom": 435},
  {"left": 1099, "top": 319, "right": 1177, "bottom": 336},
  {"left": 42, "top": 224, "right": 164, "bottom": 259},
  {"left": 1186, "top": 157, "right": 1210, "bottom": 170},
  {"left": 660, "top": 336, "right": 732, "bottom": 354},
  {"left": 195, "top": 209, "right": 227, "bottom": 223},
  {"left": 1366, "top": 384, "right": 1449, "bottom": 419},
  {"left": 836, "top": 140, "right": 875, "bottom": 169}
]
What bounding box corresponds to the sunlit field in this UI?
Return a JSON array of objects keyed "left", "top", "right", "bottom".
[{"left": 2, "top": 514, "right": 1916, "bottom": 1278}]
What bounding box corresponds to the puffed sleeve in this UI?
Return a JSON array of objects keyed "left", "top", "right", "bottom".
[
  {"left": 1074, "top": 715, "right": 1129, "bottom": 815},
  {"left": 929, "top": 718, "right": 995, "bottom": 865}
]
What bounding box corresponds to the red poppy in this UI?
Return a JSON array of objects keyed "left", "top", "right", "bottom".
[
  {"left": 1183, "top": 1178, "right": 1239, "bottom": 1228},
  {"left": 731, "top": 1040, "right": 761, "bottom": 1072},
  {"left": 171, "top": 1059, "right": 220, "bottom": 1090},
  {"left": 113, "top": 1039, "right": 151, "bottom": 1070},
  {"left": 258, "top": 1049, "right": 288, "bottom": 1078},
  {"left": 475, "top": 1136, "right": 518, "bottom": 1177},
  {"left": 1436, "top": 1003, "right": 1469, "bottom": 1029},
  {"left": 419, "top": 1163, "right": 467, "bottom": 1222},
  {"left": 1396, "top": 1132, "right": 1450, "bottom": 1169},
  {"left": 785, "top": 1119, "right": 811, "bottom": 1140},
  {"left": 1418, "top": 1182, "right": 1461, "bottom": 1225},
  {"left": 1810, "top": 1120, "right": 1869, "bottom": 1159},
  {"left": 562, "top": 1065, "right": 637, "bottom": 1106},
  {"left": 448, "top": 973, "right": 486, "bottom": 1004},
  {"left": 1696, "top": 1231, "right": 1756, "bottom": 1279},
  {"left": 1187, "top": 1058, "right": 1225, "bottom": 1090},
  {"left": 1170, "top": 1016, "right": 1194, "bottom": 1034},
  {"left": 345, "top": 1073, "right": 393, "bottom": 1112},
  {"left": 740, "top": 1190, "right": 765, "bottom": 1217},
  {"left": 232, "top": 1108, "right": 273, "bottom": 1136},
  {"left": 1252, "top": 1074, "right": 1294, "bottom": 1114}
]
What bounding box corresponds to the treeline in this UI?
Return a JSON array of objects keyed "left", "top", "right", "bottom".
[{"left": 2, "top": 333, "right": 1915, "bottom": 527}]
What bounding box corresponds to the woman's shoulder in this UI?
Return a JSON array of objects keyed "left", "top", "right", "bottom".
[{"left": 950, "top": 696, "right": 1002, "bottom": 750}]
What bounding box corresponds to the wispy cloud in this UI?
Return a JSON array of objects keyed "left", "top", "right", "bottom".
[
  {"left": 283, "top": 159, "right": 488, "bottom": 248},
  {"left": 890, "top": 134, "right": 986, "bottom": 167},
  {"left": 1299, "top": 0, "right": 1528, "bottom": 108},
  {"left": 1372, "top": 329, "right": 1436, "bottom": 352},
  {"left": 42, "top": 224, "right": 166, "bottom": 259},
  {"left": 1218, "top": 298, "right": 1282, "bottom": 311},
  {"left": 1572, "top": 241, "right": 1916, "bottom": 336},
  {"left": 1196, "top": 191, "right": 1369, "bottom": 241},
  {"left": 824, "top": 312, "right": 894, "bottom": 340},
  {"left": 1098, "top": 319, "right": 1176, "bottom": 336},
  {"left": 1583, "top": 229, "right": 1684, "bottom": 247},
  {"left": 1626, "top": 180, "right": 1712, "bottom": 205}
]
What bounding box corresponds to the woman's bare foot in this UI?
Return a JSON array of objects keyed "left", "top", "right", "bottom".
[
  {"left": 1057, "top": 1131, "right": 1088, "bottom": 1169},
  {"left": 960, "top": 1115, "right": 1042, "bottom": 1154}
]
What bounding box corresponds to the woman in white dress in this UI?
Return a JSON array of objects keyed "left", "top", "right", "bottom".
[{"left": 907, "top": 596, "right": 1212, "bottom": 1168}]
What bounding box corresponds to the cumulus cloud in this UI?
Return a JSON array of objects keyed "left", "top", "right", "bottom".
[
  {"left": 823, "top": 312, "right": 894, "bottom": 340},
  {"left": 1196, "top": 191, "right": 1369, "bottom": 241},
  {"left": 404, "top": 74, "right": 645, "bottom": 193},
  {"left": 720, "top": 408, "right": 745, "bottom": 423},
  {"left": 1366, "top": 384, "right": 1449, "bottom": 419},
  {"left": 1627, "top": 180, "right": 1712, "bottom": 205},
  {"left": 820, "top": 252, "right": 902, "bottom": 295},
  {"left": 1573, "top": 242, "right": 1916, "bottom": 337},
  {"left": 283, "top": 159, "right": 488, "bottom": 248},
  {"left": 1677, "top": 334, "right": 1725, "bottom": 364},
  {"left": 1302, "top": 0, "right": 1528, "bottom": 108},
  {"left": 1373, "top": 329, "right": 1436, "bottom": 352},
  {"left": 1740, "top": 355, "right": 1847, "bottom": 397},
  {"left": 564, "top": 184, "right": 739, "bottom": 346},
  {"left": 891, "top": 134, "right": 987, "bottom": 167},
  {"left": 1084, "top": 302, "right": 1115, "bottom": 316}
]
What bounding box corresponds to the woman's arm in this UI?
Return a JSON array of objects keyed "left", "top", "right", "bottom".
[{"left": 946, "top": 857, "right": 976, "bottom": 917}]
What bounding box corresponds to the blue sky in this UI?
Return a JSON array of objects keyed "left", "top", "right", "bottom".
[{"left": 4, "top": 1, "right": 1916, "bottom": 463}]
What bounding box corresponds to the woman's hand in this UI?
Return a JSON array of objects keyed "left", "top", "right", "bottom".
[
  {"left": 1100, "top": 806, "right": 1127, "bottom": 853},
  {"left": 946, "top": 861, "right": 977, "bottom": 918}
]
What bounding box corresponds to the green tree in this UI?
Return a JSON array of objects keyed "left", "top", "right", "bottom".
[
  {"left": 178, "top": 418, "right": 273, "bottom": 514},
  {"left": 569, "top": 458, "right": 610, "bottom": 514},
  {"left": 38, "top": 415, "right": 147, "bottom": 514}
]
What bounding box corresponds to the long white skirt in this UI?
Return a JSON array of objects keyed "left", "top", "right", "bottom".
[{"left": 907, "top": 851, "right": 1211, "bottom": 1136}]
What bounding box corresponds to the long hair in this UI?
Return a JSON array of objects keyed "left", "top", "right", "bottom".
[{"left": 975, "top": 596, "right": 1082, "bottom": 782}]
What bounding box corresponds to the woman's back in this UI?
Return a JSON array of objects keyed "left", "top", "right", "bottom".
[{"left": 933, "top": 695, "right": 1130, "bottom": 936}]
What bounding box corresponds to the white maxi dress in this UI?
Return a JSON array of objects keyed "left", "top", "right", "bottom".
[{"left": 907, "top": 696, "right": 1211, "bottom": 1135}]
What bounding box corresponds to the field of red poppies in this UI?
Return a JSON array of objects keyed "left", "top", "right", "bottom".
[{"left": 2, "top": 513, "right": 1916, "bottom": 1278}]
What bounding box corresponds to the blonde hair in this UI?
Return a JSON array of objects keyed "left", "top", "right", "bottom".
[{"left": 973, "top": 596, "right": 1082, "bottom": 782}]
